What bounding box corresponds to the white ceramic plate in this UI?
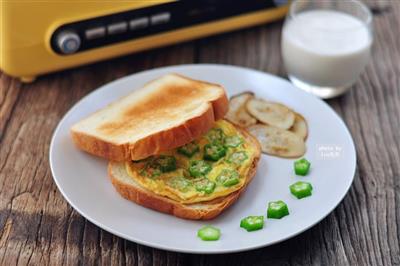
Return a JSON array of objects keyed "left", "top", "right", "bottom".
[{"left": 50, "top": 64, "right": 356, "bottom": 254}]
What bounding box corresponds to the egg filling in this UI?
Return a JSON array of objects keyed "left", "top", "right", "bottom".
[{"left": 125, "top": 120, "right": 257, "bottom": 204}]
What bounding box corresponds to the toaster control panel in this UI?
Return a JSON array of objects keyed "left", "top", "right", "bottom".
[
  {"left": 55, "top": 31, "right": 81, "bottom": 54},
  {"left": 51, "top": 0, "right": 278, "bottom": 55}
]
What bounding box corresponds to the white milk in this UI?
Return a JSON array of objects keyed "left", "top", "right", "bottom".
[{"left": 282, "top": 10, "right": 372, "bottom": 88}]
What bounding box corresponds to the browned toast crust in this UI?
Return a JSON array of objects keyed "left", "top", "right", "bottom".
[
  {"left": 71, "top": 74, "right": 229, "bottom": 161},
  {"left": 108, "top": 125, "right": 261, "bottom": 220}
]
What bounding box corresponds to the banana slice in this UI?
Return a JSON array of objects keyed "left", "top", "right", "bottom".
[
  {"left": 290, "top": 113, "right": 308, "bottom": 140},
  {"left": 225, "top": 92, "right": 257, "bottom": 127},
  {"left": 248, "top": 124, "right": 306, "bottom": 158},
  {"left": 246, "top": 99, "right": 295, "bottom": 129}
]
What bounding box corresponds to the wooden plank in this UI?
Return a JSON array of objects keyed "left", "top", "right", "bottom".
[
  {"left": 0, "top": 73, "right": 22, "bottom": 142},
  {"left": 196, "top": 21, "right": 285, "bottom": 76}
]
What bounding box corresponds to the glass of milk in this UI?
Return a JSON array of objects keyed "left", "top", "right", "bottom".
[{"left": 282, "top": 0, "right": 373, "bottom": 98}]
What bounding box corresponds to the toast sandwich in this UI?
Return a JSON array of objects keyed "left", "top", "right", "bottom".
[{"left": 71, "top": 74, "right": 261, "bottom": 220}]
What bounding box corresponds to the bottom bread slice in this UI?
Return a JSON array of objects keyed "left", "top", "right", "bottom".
[{"left": 108, "top": 127, "right": 261, "bottom": 220}]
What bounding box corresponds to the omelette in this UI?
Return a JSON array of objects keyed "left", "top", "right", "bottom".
[{"left": 125, "top": 120, "right": 258, "bottom": 204}]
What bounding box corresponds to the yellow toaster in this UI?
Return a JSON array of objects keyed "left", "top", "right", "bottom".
[{"left": 0, "top": 0, "right": 288, "bottom": 82}]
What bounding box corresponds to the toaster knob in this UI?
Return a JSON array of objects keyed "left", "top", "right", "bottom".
[{"left": 56, "top": 31, "right": 81, "bottom": 54}]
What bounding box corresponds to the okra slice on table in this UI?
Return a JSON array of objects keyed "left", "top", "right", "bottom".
[
  {"left": 240, "top": 216, "right": 264, "bottom": 232},
  {"left": 267, "top": 200, "right": 289, "bottom": 219},
  {"left": 294, "top": 158, "right": 311, "bottom": 176},
  {"left": 197, "top": 225, "right": 220, "bottom": 241},
  {"left": 290, "top": 181, "right": 313, "bottom": 199}
]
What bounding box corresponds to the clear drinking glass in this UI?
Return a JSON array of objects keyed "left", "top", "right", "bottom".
[{"left": 281, "top": 0, "right": 373, "bottom": 99}]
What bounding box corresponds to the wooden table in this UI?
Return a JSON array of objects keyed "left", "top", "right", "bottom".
[{"left": 1, "top": 1, "right": 399, "bottom": 265}]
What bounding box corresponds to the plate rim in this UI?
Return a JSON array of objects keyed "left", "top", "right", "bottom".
[{"left": 49, "top": 64, "right": 357, "bottom": 254}]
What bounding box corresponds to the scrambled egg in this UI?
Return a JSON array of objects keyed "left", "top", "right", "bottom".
[{"left": 125, "top": 120, "right": 257, "bottom": 204}]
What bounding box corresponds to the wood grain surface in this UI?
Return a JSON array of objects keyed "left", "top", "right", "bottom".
[{"left": 1, "top": 1, "right": 399, "bottom": 265}]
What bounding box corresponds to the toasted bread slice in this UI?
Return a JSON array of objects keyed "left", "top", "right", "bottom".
[
  {"left": 108, "top": 126, "right": 261, "bottom": 220},
  {"left": 71, "top": 74, "right": 229, "bottom": 161}
]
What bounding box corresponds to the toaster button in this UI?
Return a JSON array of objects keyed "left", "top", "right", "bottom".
[
  {"left": 129, "top": 17, "right": 149, "bottom": 30},
  {"left": 107, "top": 22, "right": 128, "bottom": 35},
  {"left": 150, "top": 12, "right": 171, "bottom": 25},
  {"left": 85, "top": 27, "right": 106, "bottom": 40},
  {"left": 56, "top": 31, "right": 81, "bottom": 54}
]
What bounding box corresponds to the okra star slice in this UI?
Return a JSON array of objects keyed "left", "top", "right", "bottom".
[
  {"left": 206, "top": 128, "right": 226, "bottom": 144},
  {"left": 194, "top": 178, "right": 216, "bottom": 194},
  {"left": 216, "top": 169, "right": 240, "bottom": 187},
  {"left": 177, "top": 142, "right": 199, "bottom": 157},
  {"left": 167, "top": 176, "right": 191, "bottom": 192},
  {"left": 152, "top": 155, "right": 177, "bottom": 172},
  {"left": 267, "top": 200, "right": 289, "bottom": 219},
  {"left": 197, "top": 225, "right": 221, "bottom": 241},
  {"left": 240, "top": 216, "right": 264, "bottom": 232},
  {"left": 224, "top": 135, "right": 243, "bottom": 148},
  {"left": 227, "top": 151, "right": 248, "bottom": 164},
  {"left": 290, "top": 181, "right": 313, "bottom": 199},
  {"left": 294, "top": 158, "right": 311, "bottom": 176},
  {"left": 203, "top": 143, "right": 227, "bottom": 161},
  {"left": 189, "top": 160, "right": 212, "bottom": 177}
]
